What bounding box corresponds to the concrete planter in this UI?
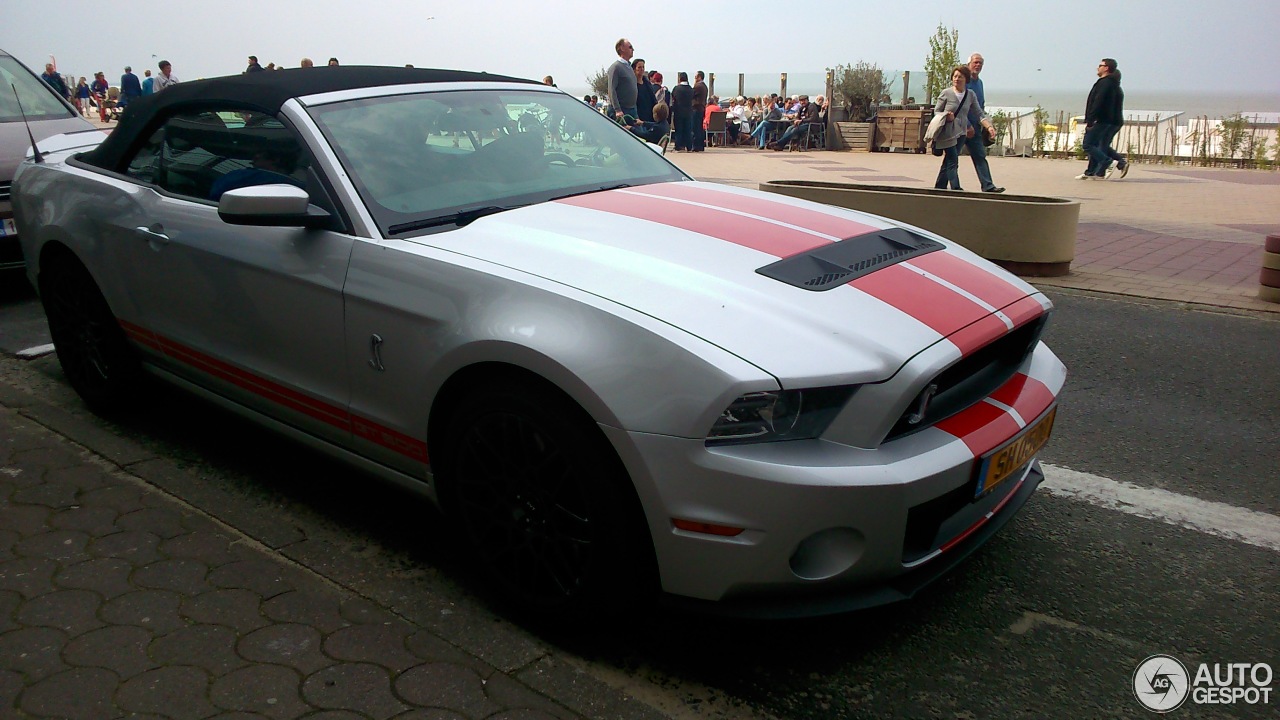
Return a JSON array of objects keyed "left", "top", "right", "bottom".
[{"left": 760, "top": 180, "right": 1080, "bottom": 276}]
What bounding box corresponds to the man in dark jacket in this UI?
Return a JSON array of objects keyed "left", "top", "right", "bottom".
[
  {"left": 691, "top": 71, "right": 708, "bottom": 151},
  {"left": 1079, "top": 58, "right": 1128, "bottom": 179},
  {"left": 119, "top": 66, "right": 142, "bottom": 108},
  {"left": 670, "top": 72, "right": 695, "bottom": 152}
]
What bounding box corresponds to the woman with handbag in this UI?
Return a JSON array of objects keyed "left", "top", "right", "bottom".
[{"left": 931, "top": 66, "right": 978, "bottom": 190}]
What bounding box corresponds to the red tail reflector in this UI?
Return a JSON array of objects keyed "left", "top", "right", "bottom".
[{"left": 673, "top": 518, "right": 745, "bottom": 537}]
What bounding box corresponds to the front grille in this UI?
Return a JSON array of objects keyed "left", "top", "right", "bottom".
[
  {"left": 0, "top": 181, "right": 11, "bottom": 202},
  {"left": 883, "top": 312, "right": 1049, "bottom": 443}
]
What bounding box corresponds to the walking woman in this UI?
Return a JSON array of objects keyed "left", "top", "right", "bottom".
[
  {"left": 75, "top": 77, "right": 90, "bottom": 117},
  {"left": 932, "top": 66, "right": 978, "bottom": 190}
]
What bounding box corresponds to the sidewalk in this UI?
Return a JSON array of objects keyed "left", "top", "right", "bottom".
[
  {"left": 664, "top": 146, "right": 1280, "bottom": 315},
  {"left": 0, "top": 372, "right": 668, "bottom": 719}
]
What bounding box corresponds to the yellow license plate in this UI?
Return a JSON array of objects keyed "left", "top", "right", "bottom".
[{"left": 975, "top": 406, "right": 1056, "bottom": 497}]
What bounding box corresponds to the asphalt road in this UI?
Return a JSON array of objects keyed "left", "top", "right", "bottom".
[{"left": 1, "top": 279, "right": 1276, "bottom": 719}]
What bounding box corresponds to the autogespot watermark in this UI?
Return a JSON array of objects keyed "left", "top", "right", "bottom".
[{"left": 1133, "top": 655, "right": 1273, "bottom": 713}]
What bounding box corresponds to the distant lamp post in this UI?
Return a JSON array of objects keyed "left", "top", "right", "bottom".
[{"left": 780, "top": 72, "right": 787, "bottom": 99}]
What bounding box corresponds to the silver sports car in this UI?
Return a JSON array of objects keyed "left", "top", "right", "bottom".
[{"left": 14, "top": 67, "right": 1065, "bottom": 618}]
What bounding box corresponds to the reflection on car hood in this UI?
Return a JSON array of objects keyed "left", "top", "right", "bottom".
[{"left": 420, "top": 181, "right": 1041, "bottom": 385}]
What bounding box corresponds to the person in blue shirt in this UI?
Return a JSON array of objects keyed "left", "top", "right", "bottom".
[
  {"left": 141, "top": 70, "right": 155, "bottom": 95},
  {"left": 119, "top": 66, "right": 142, "bottom": 108},
  {"left": 962, "top": 54, "right": 1004, "bottom": 193}
]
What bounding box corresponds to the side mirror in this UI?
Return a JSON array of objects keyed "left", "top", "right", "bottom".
[{"left": 217, "top": 184, "right": 331, "bottom": 228}]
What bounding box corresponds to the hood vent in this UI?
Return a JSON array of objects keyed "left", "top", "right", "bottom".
[{"left": 757, "top": 227, "right": 944, "bottom": 291}]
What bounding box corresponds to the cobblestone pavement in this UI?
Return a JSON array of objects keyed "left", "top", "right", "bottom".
[{"left": 0, "top": 386, "right": 668, "bottom": 720}]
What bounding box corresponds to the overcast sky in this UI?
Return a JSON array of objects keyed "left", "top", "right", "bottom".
[{"left": 4, "top": 0, "right": 1278, "bottom": 97}]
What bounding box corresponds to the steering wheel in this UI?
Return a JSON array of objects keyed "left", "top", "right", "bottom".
[{"left": 545, "top": 153, "right": 576, "bottom": 167}]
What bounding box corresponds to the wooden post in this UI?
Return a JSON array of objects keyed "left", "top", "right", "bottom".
[
  {"left": 709, "top": 73, "right": 715, "bottom": 98},
  {"left": 901, "top": 71, "right": 909, "bottom": 105},
  {"left": 780, "top": 73, "right": 787, "bottom": 100},
  {"left": 739, "top": 73, "right": 745, "bottom": 98},
  {"left": 825, "top": 69, "right": 834, "bottom": 150}
]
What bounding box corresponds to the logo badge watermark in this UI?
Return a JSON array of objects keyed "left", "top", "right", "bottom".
[
  {"left": 1133, "top": 655, "right": 1190, "bottom": 713},
  {"left": 1133, "top": 655, "right": 1273, "bottom": 713}
]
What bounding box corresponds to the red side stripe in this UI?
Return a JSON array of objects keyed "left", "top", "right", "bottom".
[
  {"left": 908, "top": 251, "right": 1028, "bottom": 310},
  {"left": 632, "top": 183, "right": 881, "bottom": 240},
  {"left": 848, "top": 264, "right": 990, "bottom": 337},
  {"left": 989, "top": 373, "right": 1056, "bottom": 426},
  {"left": 117, "top": 319, "right": 428, "bottom": 464},
  {"left": 555, "top": 190, "right": 833, "bottom": 258},
  {"left": 934, "top": 398, "right": 1024, "bottom": 457}
]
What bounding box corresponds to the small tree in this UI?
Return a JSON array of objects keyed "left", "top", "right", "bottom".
[
  {"left": 587, "top": 67, "right": 609, "bottom": 99},
  {"left": 1032, "top": 105, "right": 1048, "bottom": 156},
  {"left": 922, "top": 23, "right": 959, "bottom": 105},
  {"left": 834, "top": 61, "right": 887, "bottom": 122},
  {"left": 1217, "top": 113, "right": 1248, "bottom": 160},
  {"left": 989, "top": 109, "right": 1010, "bottom": 150}
]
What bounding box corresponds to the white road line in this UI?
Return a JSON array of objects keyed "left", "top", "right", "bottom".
[
  {"left": 16, "top": 344, "right": 56, "bottom": 359},
  {"left": 1040, "top": 463, "right": 1280, "bottom": 553}
]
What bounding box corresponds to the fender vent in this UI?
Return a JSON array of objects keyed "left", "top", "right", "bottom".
[{"left": 757, "top": 227, "right": 944, "bottom": 291}]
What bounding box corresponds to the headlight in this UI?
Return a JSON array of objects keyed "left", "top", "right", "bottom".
[{"left": 706, "top": 386, "right": 856, "bottom": 445}]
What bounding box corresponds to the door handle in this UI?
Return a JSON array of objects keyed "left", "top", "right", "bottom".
[{"left": 134, "top": 225, "right": 170, "bottom": 244}]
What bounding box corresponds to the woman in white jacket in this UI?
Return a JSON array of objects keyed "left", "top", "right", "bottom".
[{"left": 932, "top": 66, "right": 977, "bottom": 190}]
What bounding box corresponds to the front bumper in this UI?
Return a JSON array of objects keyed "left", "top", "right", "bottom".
[
  {"left": 661, "top": 461, "right": 1043, "bottom": 618},
  {"left": 604, "top": 333, "right": 1063, "bottom": 617}
]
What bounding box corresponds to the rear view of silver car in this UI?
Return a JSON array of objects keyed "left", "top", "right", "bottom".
[{"left": 0, "top": 49, "right": 101, "bottom": 271}]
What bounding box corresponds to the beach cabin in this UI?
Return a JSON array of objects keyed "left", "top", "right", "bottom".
[
  {"left": 1181, "top": 112, "right": 1279, "bottom": 159},
  {"left": 985, "top": 106, "right": 1037, "bottom": 155}
]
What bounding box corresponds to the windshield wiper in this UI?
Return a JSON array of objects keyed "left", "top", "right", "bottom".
[
  {"left": 388, "top": 205, "right": 512, "bottom": 235},
  {"left": 550, "top": 183, "right": 633, "bottom": 202}
]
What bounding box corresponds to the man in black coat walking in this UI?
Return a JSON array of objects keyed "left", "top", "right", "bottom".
[{"left": 1079, "top": 57, "right": 1128, "bottom": 180}]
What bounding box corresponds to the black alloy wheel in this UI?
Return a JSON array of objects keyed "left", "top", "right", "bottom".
[
  {"left": 440, "top": 380, "right": 654, "bottom": 616},
  {"left": 40, "top": 257, "right": 141, "bottom": 410}
]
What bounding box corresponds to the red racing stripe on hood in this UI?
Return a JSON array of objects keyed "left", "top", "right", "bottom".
[
  {"left": 848, "top": 263, "right": 990, "bottom": 337},
  {"left": 944, "top": 295, "right": 1047, "bottom": 357},
  {"left": 555, "top": 190, "right": 832, "bottom": 258},
  {"left": 629, "top": 183, "right": 881, "bottom": 239},
  {"left": 907, "top": 250, "right": 1028, "bottom": 310}
]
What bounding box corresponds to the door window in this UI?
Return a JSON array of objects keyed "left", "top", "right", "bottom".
[{"left": 123, "top": 110, "right": 309, "bottom": 203}]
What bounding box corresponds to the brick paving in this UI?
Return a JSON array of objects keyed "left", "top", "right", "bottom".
[{"left": 0, "top": 399, "right": 653, "bottom": 720}]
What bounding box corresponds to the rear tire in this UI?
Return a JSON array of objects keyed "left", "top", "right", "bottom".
[
  {"left": 436, "top": 379, "right": 655, "bottom": 618},
  {"left": 40, "top": 256, "right": 141, "bottom": 410}
]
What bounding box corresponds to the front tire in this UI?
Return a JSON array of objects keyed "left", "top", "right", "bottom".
[
  {"left": 437, "top": 379, "right": 655, "bottom": 617},
  {"left": 40, "top": 256, "right": 141, "bottom": 410}
]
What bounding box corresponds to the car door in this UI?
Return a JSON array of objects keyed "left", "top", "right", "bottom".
[{"left": 113, "top": 108, "right": 356, "bottom": 448}]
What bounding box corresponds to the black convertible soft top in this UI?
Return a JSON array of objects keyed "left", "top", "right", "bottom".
[{"left": 84, "top": 66, "right": 538, "bottom": 171}]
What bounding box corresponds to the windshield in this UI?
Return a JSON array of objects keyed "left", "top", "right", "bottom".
[
  {"left": 308, "top": 88, "right": 686, "bottom": 236},
  {"left": 0, "top": 56, "right": 76, "bottom": 123}
]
